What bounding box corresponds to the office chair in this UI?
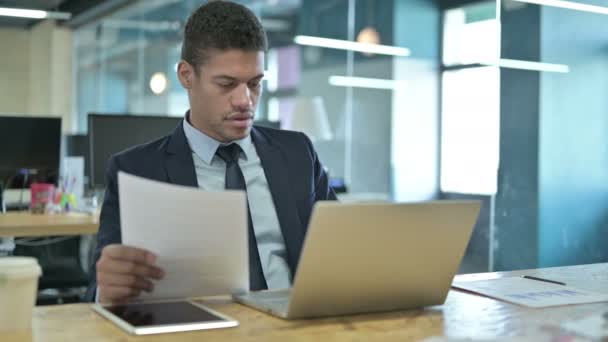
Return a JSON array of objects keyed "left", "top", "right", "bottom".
[{"left": 13, "top": 236, "right": 91, "bottom": 305}]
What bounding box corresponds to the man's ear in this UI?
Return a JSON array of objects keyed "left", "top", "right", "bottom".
[{"left": 177, "top": 61, "right": 194, "bottom": 89}]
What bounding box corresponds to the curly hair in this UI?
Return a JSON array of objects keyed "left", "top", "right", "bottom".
[{"left": 181, "top": 1, "right": 268, "bottom": 73}]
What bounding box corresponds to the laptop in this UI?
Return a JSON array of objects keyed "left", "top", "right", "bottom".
[{"left": 233, "top": 200, "right": 481, "bottom": 319}]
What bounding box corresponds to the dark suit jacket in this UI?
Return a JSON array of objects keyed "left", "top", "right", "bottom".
[{"left": 85, "top": 121, "right": 337, "bottom": 301}]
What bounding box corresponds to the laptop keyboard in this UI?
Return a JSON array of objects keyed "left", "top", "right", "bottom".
[
  {"left": 252, "top": 288, "right": 291, "bottom": 299},
  {"left": 250, "top": 289, "right": 291, "bottom": 313}
]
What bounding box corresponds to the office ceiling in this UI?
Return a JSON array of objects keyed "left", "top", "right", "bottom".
[
  {"left": 0, "top": 0, "right": 65, "bottom": 27},
  {"left": 0, "top": 0, "right": 65, "bottom": 9},
  {"left": 0, "top": 0, "right": 110, "bottom": 28},
  {"left": 0, "top": 0, "right": 300, "bottom": 29}
]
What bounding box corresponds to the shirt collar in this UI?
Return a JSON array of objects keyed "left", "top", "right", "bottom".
[{"left": 182, "top": 111, "right": 252, "bottom": 164}]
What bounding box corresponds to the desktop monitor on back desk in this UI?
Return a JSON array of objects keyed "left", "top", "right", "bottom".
[
  {"left": 88, "top": 114, "right": 182, "bottom": 189},
  {"left": 65, "top": 134, "right": 89, "bottom": 172},
  {"left": 0, "top": 116, "right": 62, "bottom": 193}
]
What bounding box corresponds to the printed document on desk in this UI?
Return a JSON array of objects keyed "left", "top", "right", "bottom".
[
  {"left": 118, "top": 172, "right": 249, "bottom": 300},
  {"left": 452, "top": 276, "right": 608, "bottom": 308}
]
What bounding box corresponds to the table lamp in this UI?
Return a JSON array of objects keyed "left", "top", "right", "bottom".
[{"left": 283, "top": 96, "right": 333, "bottom": 141}]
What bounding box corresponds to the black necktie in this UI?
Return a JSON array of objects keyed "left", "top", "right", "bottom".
[{"left": 215, "top": 144, "right": 268, "bottom": 291}]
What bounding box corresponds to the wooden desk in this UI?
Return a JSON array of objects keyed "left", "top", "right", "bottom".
[
  {"left": 0, "top": 212, "right": 99, "bottom": 237},
  {"left": 6, "top": 263, "right": 608, "bottom": 342}
]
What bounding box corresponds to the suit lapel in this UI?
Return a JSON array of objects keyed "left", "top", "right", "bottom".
[
  {"left": 164, "top": 121, "right": 198, "bottom": 187},
  {"left": 251, "top": 128, "right": 305, "bottom": 272},
  {"left": 162, "top": 124, "right": 305, "bottom": 272}
]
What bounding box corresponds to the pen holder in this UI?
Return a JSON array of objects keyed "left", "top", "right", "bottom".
[{"left": 59, "top": 193, "right": 77, "bottom": 212}]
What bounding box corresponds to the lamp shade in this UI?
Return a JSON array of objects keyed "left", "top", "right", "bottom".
[{"left": 284, "top": 96, "right": 333, "bottom": 141}]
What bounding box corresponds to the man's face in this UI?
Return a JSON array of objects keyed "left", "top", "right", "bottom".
[{"left": 178, "top": 49, "right": 264, "bottom": 142}]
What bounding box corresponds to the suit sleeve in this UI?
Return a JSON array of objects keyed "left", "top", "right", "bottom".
[
  {"left": 84, "top": 156, "right": 123, "bottom": 301},
  {"left": 300, "top": 132, "right": 337, "bottom": 202}
]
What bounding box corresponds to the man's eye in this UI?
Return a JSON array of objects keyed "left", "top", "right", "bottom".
[
  {"left": 249, "top": 82, "right": 261, "bottom": 89},
  {"left": 219, "top": 82, "right": 235, "bottom": 88}
]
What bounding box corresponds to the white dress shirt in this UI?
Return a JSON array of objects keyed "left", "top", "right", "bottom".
[{"left": 182, "top": 118, "right": 292, "bottom": 289}]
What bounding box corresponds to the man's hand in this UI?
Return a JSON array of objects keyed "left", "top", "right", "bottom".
[{"left": 96, "top": 244, "right": 164, "bottom": 303}]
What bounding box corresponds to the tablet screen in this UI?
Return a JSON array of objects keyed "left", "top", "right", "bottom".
[{"left": 104, "top": 301, "right": 226, "bottom": 327}]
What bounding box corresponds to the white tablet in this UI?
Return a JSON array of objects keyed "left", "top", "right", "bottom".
[{"left": 92, "top": 300, "right": 238, "bottom": 335}]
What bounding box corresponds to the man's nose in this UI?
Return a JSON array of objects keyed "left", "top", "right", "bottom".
[{"left": 231, "top": 83, "right": 252, "bottom": 110}]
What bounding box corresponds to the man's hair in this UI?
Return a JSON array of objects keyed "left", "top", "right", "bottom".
[{"left": 181, "top": 1, "right": 268, "bottom": 72}]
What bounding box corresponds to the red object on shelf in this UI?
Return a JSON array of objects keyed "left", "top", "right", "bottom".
[{"left": 30, "top": 183, "right": 55, "bottom": 214}]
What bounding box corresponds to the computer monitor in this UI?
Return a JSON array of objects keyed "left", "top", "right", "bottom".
[
  {"left": 64, "top": 134, "right": 90, "bottom": 188},
  {"left": 0, "top": 116, "right": 62, "bottom": 189},
  {"left": 88, "top": 114, "right": 182, "bottom": 189}
]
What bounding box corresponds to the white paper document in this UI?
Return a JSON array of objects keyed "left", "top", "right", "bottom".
[
  {"left": 452, "top": 276, "right": 608, "bottom": 308},
  {"left": 118, "top": 172, "right": 249, "bottom": 300}
]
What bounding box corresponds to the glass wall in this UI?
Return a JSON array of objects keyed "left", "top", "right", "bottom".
[
  {"left": 440, "top": 0, "right": 608, "bottom": 272},
  {"left": 74, "top": 0, "right": 198, "bottom": 128},
  {"left": 72, "top": 0, "right": 608, "bottom": 273},
  {"left": 73, "top": 0, "right": 441, "bottom": 203},
  {"left": 495, "top": 0, "right": 608, "bottom": 270}
]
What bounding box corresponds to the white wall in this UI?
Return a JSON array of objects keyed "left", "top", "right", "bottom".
[
  {"left": 390, "top": 0, "right": 440, "bottom": 202},
  {"left": 0, "top": 28, "right": 30, "bottom": 114},
  {"left": 51, "top": 22, "right": 73, "bottom": 127},
  {"left": 391, "top": 58, "right": 440, "bottom": 202},
  {"left": 0, "top": 20, "right": 73, "bottom": 132}
]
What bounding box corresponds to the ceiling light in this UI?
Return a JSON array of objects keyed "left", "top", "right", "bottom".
[
  {"left": 329, "top": 76, "right": 406, "bottom": 90},
  {"left": 511, "top": 0, "right": 608, "bottom": 15},
  {"left": 150, "top": 72, "right": 168, "bottom": 95},
  {"left": 356, "top": 27, "right": 381, "bottom": 57},
  {"left": 0, "top": 7, "right": 71, "bottom": 20},
  {"left": 294, "top": 35, "right": 410, "bottom": 57},
  {"left": 357, "top": 27, "right": 381, "bottom": 45},
  {"left": 481, "top": 59, "right": 570, "bottom": 73}
]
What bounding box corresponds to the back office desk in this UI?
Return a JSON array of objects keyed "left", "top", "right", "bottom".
[
  {"left": 5, "top": 263, "right": 607, "bottom": 342},
  {"left": 0, "top": 212, "right": 99, "bottom": 237}
]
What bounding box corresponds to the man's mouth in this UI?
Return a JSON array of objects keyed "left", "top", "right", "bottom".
[{"left": 226, "top": 113, "right": 253, "bottom": 128}]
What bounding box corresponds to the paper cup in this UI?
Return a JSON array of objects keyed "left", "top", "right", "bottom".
[{"left": 0, "top": 257, "right": 41, "bottom": 331}]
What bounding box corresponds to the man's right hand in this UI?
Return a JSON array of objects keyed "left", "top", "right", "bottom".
[{"left": 96, "top": 244, "right": 165, "bottom": 303}]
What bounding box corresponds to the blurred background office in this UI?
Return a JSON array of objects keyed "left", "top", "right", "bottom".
[{"left": 0, "top": 0, "right": 606, "bottom": 303}]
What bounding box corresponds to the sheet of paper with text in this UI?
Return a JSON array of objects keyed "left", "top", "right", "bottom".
[
  {"left": 453, "top": 277, "right": 608, "bottom": 308},
  {"left": 118, "top": 171, "right": 249, "bottom": 300}
]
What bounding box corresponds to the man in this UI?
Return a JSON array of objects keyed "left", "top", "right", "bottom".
[{"left": 86, "top": 1, "right": 336, "bottom": 303}]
